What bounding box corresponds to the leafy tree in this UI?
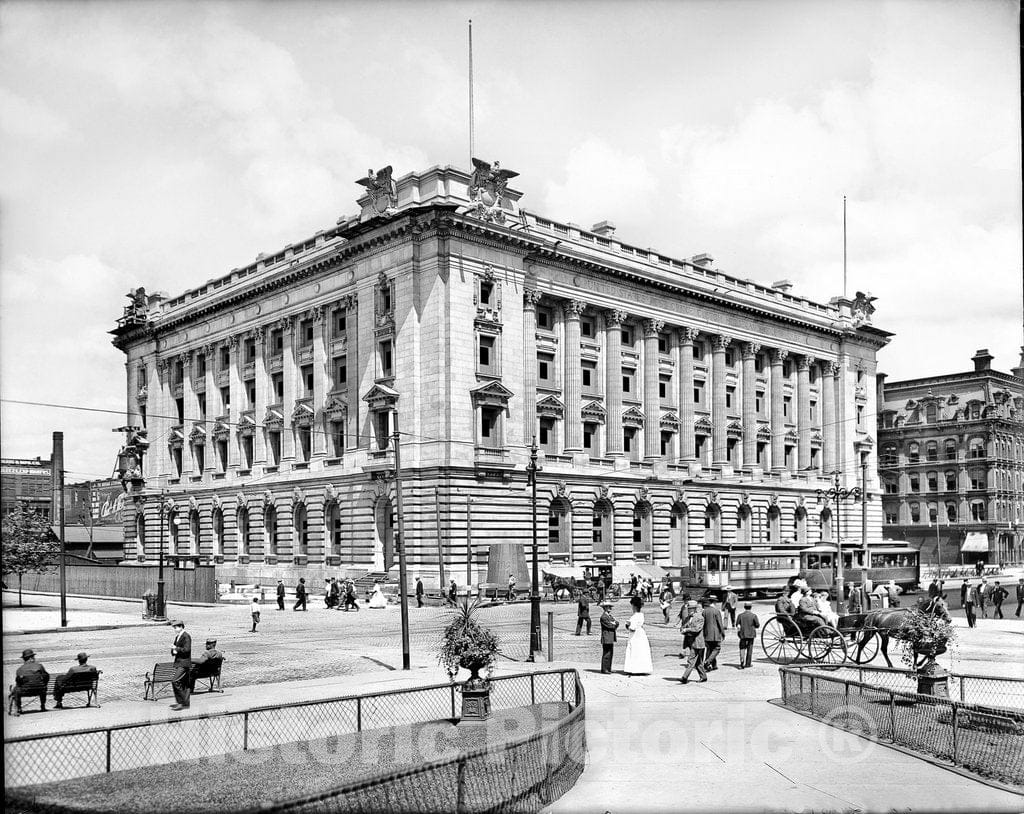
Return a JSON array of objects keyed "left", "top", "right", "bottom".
[{"left": 2, "top": 505, "right": 59, "bottom": 607}]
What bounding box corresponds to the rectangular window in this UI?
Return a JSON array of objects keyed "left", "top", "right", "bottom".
[
  {"left": 479, "top": 280, "right": 495, "bottom": 308},
  {"left": 582, "top": 360, "right": 597, "bottom": 391},
  {"left": 172, "top": 447, "right": 183, "bottom": 477},
  {"left": 220, "top": 346, "right": 231, "bottom": 370},
  {"left": 268, "top": 431, "right": 281, "bottom": 465},
  {"left": 580, "top": 317, "right": 595, "bottom": 338},
  {"left": 196, "top": 354, "right": 207, "bottom": 378},
  {"left": 220, "top": 386, "right": 230, "bottom": 411},
  {"left": 379, "top": 340, "right": 393, "bottom": 379},
  {"left": 478, "top": 335, "right": 498, "bottom": 374},
  {"left": 660, "top": 431, "right": 673, "bottom": 456},
  {"left": 695, "top": 435, "right": 706, "bottom": 464},
  {"left": 622, "top": 369, "right": 634, "bottom": 395},
  {"left": 755, "top": 391, "right": 765, "bottom": 415},
  {"left": 329, "top": 420, "right": 345, "bottom": 457},
  {"left": 624, "top": 427, "right": 638, "bottom": 460},
  {"left": 175, "top": 397, "right": 184, "bottom": 424},
  {"left": 856, "top": 405, "right": 864, "bottom": 428},
  {"left": 756, "top": 442, "right": 767, "bottom": 466},
  {"left": 658, "top": 333, "right": 669, "bottom": 354},
  {"left": 197, "top": 393, "right": 207, "bottom": 420},
  {"left": 193, "top": 444, "right": 205, "bottom": 473},
  {"left": 241, "top": 436, "right": 253, "bottom": 470},
  {"left": 725, "top": 349, "right": 735, "bottom": 367},
  {"left": 693, "top": 342, "right": 705, "bottom": 362},
  {"left": 298, "top": 427, "right": 312, "bottom": 462},
  {"left": 271, "top": 373, "right": 284, "bottom": 402},
  {"left": 583, "top": 423, "right": 597, "bottom": 455},
  {"left": 244, "top": 338, "right": 256, "bottom": 363},
  {"left": 810, "top": 400, "right": 817, "bottom": 423},
  {"left": 694, "top": 380, "right": 705, "bottom": 406},
  {"left": 271, "top": 329, "right": 284, "bottom": 356},
  {"left": 302, "top": 365, "right": 314, "bottom": 397},
  {"left": 333, "top": 309, "right": 347, "bottom": 337},
  {"left": 536, "top": 308, "right": 552, "bottom": 330},
  {"left": 659, "top": 374, "right": 671, "bottom": 401},
  {"left": 334, "top": 356, "right": 347, "bottom": 388},
  {"left": 480, "top": 407, "right": 501, "bottom": 448},
  {"left": 217, "top": 439, "right": 228, "bottom": 472},
  {"left": 783, "top": 396, "right": 792, "bottom": 419},
  {"left": 927, "top": 473, "right": 938, "bottom": 492},
  {"left": 725, "top": 386, "right": 735, "bottom": 410},
  {"left": 246, "top": 380, "right": 256, "bottom": 407},
  {"left": 300, "top": 319, "right": 314, "bottom": 347},
  {"left": 539, "top": 418, "right": 556, "bottom": 453},
  {"left": 884, "top": 511, "right": 898, "bottom": 525},
  {"left": 621, "top": 327, "right": 633, "bottom": 346}
]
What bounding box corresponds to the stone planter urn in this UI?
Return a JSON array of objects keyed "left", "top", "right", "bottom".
[
  {"left": 460, "top": 663, "right": 492, "bottom": 722},
  {"left": 914, "top": 645, "right": 950, "bottom": 698}
]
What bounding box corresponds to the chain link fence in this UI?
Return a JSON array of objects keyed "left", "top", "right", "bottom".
[
  {"left": 4, "top": 668, "right": 583, "bottom": 794},
  {"left": 779, "top": 665, "right": 1024, "bottom": 788}
]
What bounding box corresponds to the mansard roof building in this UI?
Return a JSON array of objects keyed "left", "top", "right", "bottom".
[
  {"left": 112, "top": 162, "right": 891, "bottom": 586},
  {"left": 877, "top": 349, "right": 1024, "bottom": 567}
]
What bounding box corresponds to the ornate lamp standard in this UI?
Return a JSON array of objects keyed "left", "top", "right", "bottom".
[
  {"left": 816, "top": 470, "right": 862, "bottom": 615},
  {"left": 526, "top": 438, "right": 542, "bottom": 661}
]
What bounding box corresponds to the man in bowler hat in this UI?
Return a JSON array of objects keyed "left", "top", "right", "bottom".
[
  {"left": 169, "top": 620, "right": 192, "bottom": 710},
  {"left": 14, "top": 648, "right": 48, "bottom": 713},
  {"left": 599, "top": 600, "right": 619, "bottom": 673}
]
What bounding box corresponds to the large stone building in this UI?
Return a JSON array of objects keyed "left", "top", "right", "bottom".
[
  {"left": 1, "top": 456, "right": 52, "bottom": 518},
  {"left": 112, "top": 163, "right": 890, "bottom": 587},
  {"left": 877, "top": 349, "right": 1024, "bottom": 567}
]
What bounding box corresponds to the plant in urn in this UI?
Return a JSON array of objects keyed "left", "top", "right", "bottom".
[
  {"left": 438, "top": 599, "right": 500, "bottom": 721},
  {"left": 891, "top": 606, "right": 957, "bottom": 698}
]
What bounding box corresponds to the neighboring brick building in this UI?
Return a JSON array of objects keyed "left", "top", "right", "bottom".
[
  {"left": 877, "top": 349, "right": 1024, "bottom": 567},
  {"left": 1, "top": 457, "right": 52, "bottom": 518},
  {"left": 111, "top": 162, "right": 891, "bottom": 587}
]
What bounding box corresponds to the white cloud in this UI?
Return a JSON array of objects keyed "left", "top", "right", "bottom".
[{"left": 0, "top": 87, "right": 69, "bottom": 142}]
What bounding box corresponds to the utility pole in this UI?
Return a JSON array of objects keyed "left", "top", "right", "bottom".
[
  {"left": 52, "top": 431, "right": 67, "bottom": 628},
  {"left": 817, "top": 469, "right": 862, "bottom": 616},
  {"left": 526, "top": 438, "right": 542, "bottom": 660},
  {"left": 466, "top": 494, "right": 473, "bottom": 587},
  {"left": 434, "top": 486, "right": 445, "bottom": 590},
  {"left": 391, "top": 411, "right": 411, "bottom": 671}
]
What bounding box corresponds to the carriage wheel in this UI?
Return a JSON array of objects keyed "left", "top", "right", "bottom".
[
  {"left": 806, "top": 625, "right": 848, "bottom": 668},
  {"left": 851, "top": 631, "right": 880, "bottom": 664},
  {"left": 760, "top": 615, "right": 803, "bottom": 664}
]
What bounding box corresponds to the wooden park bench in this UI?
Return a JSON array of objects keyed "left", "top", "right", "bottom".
[
  {"left": 143, "top": 658, "right": 224, "bottom": 701},
  {"left": 8, "top": 671, "right": 102, "bottom": 715}
]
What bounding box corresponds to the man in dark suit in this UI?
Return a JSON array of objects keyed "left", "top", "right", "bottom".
[
  {"left": 293, "top": 578, "right": 307, "bottom": 611},
  {"left": 599, "top": 600, "right": 618, "bottom": 673},
  {"left": 189, "top": 639, "right": 224, "bottom": 690},
  {"left": 1015, "top": 577, "right": 1024, "bottom": 618},
  {"left": 415, "top": 577, "right": 424, "bottom": 608},
  {"left": 575, "top": 589, "right": 592, "bottom": 635},
  {"left": 735, "top": 604, "right": 760, "bottom": 669},
  {"left": 14, "top": 648, "right": 49, "bottom": 713},
  {"left": 701, "top": 598, "right": 726, "bottom": 671},
  {"left": 53, "top": 652, "right": 98, "bottom": 708},
  {"left": 680, "top": 601, "right": 707, "bottom": 684},
  {"left": 169, "top": 620, "right": 193, "bottom": 710},
  {"left": 963, "top": 584, "right": 977, "bottom": 628},
  {"left": 991, "top": 581, "right": 1008, "bottom": 619},
  {"left": 276, "top": 580, "right": 286, "bottom": 611}
]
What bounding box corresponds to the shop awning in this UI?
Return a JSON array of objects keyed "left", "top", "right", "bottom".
[
  {"left": 632, "top": 562, "right": 667, "bottom": 580},
  {"left": 960, "top": 533, "right": 989, "bottom": 553}
]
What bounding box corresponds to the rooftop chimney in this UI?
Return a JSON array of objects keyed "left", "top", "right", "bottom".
[
  {"left": 971, "top": 348, "right": 994, "bottom": 372},
  {"left": 771, "top": 279, "right": 794, "bottom": 293},
  {"left": 690, "top": 253, "right": 714, "bottom": 268},
  {"left": 591, "top": 220, "right": 616, "bottom": 237}
]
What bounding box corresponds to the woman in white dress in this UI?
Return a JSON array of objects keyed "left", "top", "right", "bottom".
[
  {"left": 368, "top": 582, "right": 388, "bottom": 609},
  {"left": 623, "top": 596, "right": 653, "bottom": 675}
]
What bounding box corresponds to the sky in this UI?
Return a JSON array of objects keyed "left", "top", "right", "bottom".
[{"left": 1, "top": 0, "right": 1020, "bottom": 481}]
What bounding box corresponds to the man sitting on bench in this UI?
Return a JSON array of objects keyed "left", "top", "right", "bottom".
[
  {"left": 189, "top": 638, "right": 224, "bottom": 690},
  {"left": 14, "top": 648, "right": 49, "bottom": 713},
  {"left": 53, "top": 652, "right": 98, "bottom": 709}
]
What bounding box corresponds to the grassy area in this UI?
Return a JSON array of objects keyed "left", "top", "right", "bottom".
[{"left": 7, "top": 702, "right": 571, "bottom": 814}]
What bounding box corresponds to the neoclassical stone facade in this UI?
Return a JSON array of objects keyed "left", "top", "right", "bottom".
[
  {"left": 112, "top": 163, "right": 890, "bottom": 586},
  {"left": 877, "top": 349, "right": 1024, "bottom": 565}
]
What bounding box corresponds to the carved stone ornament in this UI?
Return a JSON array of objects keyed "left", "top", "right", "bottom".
[
  {"left": 563, "top": 299, "right": 587, "bottom": 319},
  {"left": 211, "top": 494, "right": 222, "bottom": 512},
  {"left": 468, "top": 157, "right": 519, "bottom": 224},
  {"left": 605, "top": 309, "right": 629, "bottom": 328},
  {"left": 772, "top": 348, "right": 789, "bottom": 364},
  {"left": 642, "top": 319, "right": 665, "bottom": 339},
  {"left": 324, "top": 483, "right": 337, "bottom": 504},
  {"left": 310, "top": 305, "right": 324, "bottom": 323},
  {"left": 739, "top": 492, "right": 750, "bottom": 505},
  {"left": 524, "top": 288, "right": 543, "bottom": 309},
  {"left": 769, "top": 493, "right": 779, "bottom": 506},
  {"left": 292, "top": 486, "right": 305, "bottom": 507},
  {"left": 638, "top": 485, "right": 650, "bottom": 503},
  {"left": 262, "top": 490, "right": 274, "bottom": 509},
  {"left": 189, "top": 495, "right": 199, "bottom": 513},
  {"left": 163, "top": 497, "right": 177, "bottom": 514},
  {"left": 851, "top": 291, "right": 877, "bottom": 327},
  {"left": 235, "top": 492, "right": 247, "bottom": 510},
  {"left": 357, "top": 166, "right": 399, "bottom": 216},
  {"left": 555, "top": 480, "right": 569, "bottom": 499},
  {"left": 742, "top": 342, "right": 761, "bottom": 359},
  {"left": 795, "top": 495, "right": 805, "bottom": 508},
  {"left": 250, "top": 326, "right": 265, "bottom": 342},
  {"left": 598, "top": 485, "right": 610, "bottom": 501},
  {"left": 673, "top": 488, "right": 686, "bottom": 506},
  {"left": 707, "top": 490, "right": 719, "bottom": 506},
  {"left": 713, "top": 335, "right": 732, "bottom": 351},
  {"left": 681, "top": 326, "right": 700, "bottom": 344},
  {"left": 227, "top": 335, "right": 240, "bottom": 350}
]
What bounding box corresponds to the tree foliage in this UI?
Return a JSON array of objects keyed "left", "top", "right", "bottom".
[{"left": 2, "top": 505, "right": 58, "bottom": 578}]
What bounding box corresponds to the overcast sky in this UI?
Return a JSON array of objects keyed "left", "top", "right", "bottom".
[{"left": 1, "top": 0, "right": 1020, "bottom": 480}]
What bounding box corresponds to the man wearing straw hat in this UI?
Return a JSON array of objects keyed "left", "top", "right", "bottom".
[{"left": 599, "top": 599, "right": 619, "bottom": 674}]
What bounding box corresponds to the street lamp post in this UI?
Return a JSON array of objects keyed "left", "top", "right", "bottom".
[
  {"left": 156, "top": 490, "right": 168, "bottom": 621},
  {"left": 526, "top": 438, "right": 542, "bottom": 661},
  {"left": 817, "top": 470, "right": 862, "bottom": 615}
]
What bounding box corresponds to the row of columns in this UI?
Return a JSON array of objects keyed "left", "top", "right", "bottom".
[
  {"left": 523, "top": 290, "right": 841, "bottom": 471},
  {"left": 143, "top": 299, "right": 356, "bottom": 480}
]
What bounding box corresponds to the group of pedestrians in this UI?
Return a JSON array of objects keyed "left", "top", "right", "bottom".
[
  {"left": 960, "top": 577, "right": 1015, "bottom": 627},
  {"left": 628, "top": 574, "right": 657, "bottom": 602}
]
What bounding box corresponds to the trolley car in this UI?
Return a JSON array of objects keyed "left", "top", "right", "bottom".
[{"left": 685, "top": 540, "right": 921, "bottom": 599}]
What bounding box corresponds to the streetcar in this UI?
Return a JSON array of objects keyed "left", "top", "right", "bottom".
[{"left": 685, "top": 540, "right": 921, "bottom": 599}]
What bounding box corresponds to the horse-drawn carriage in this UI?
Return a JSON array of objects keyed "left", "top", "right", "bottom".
[{"left": 761, "top": 600, "right": 946, "bottom": 668}]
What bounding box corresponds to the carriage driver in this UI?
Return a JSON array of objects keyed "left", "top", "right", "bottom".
[{"left": 796, "top": 587, "right": 828, "bottom": 629}]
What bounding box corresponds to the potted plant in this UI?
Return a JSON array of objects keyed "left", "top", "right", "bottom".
[
  {"left": 890, "top": 606, "right": 957, "bottom": 697},
  {"left": 437, "top": 599, "right": 500, "bottom": 721}
]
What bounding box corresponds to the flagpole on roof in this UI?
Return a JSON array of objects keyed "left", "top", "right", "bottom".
[
  {"left": 843, "top": 195, "right": 848, "bottom": 299},
  {"left": 468, "top": 19, "right": 475, "bottom": 166}
]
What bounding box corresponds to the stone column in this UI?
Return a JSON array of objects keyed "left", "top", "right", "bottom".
[
  {"left": 822, "top": 360, "right": 838, "bottom": 474},
  {"left": 562, "top": 300, "right": 586, "bottom": 452},
  {"left": 203, "top": 345, "right": 216, "bottom": 473},
  {"left": 253, "top": 327, "right": 268, "bottom": 465},
  {"left": 797, "top": 355, "right": 812, "bottom": 470},
  {"left": 741, "top": 342, "right": 760, "bottom": 469},
  {"left": 523, "top": 289, "right": 541, "bottom": 445},
  {"left": 711, "top": 335, "right": 731, "bottom": 466},
  {"left": 151, "top": 357, "right": 170, "bottom": 480},
  {"left": 281, "top": 316, "right": 296, "bottom": 463},
  {"left": 180, "top": 350, "right": 195, "bottom": 477},
  {"left": 678, "top": 328, "right": 698, "bottom": 461},
  {"left": 643, "top": 318, "right": 664, "bottom": 459},
  {"left": 770, "top": 349, "right": 788, "bottom": 471},
  {"left": 604, "top": 310, "right": 628, "bottom": 457},
  {"left": 227, "top": 337, "right": 241, "bottom": 471},
  {"left": 312, "top": 306, "right": 328, "bottom": 458}
]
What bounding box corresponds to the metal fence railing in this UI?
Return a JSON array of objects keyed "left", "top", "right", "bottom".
[
  {"left": 779, "top": 665, "right": 1024, "bottom": 788},
  {"left": 799, "top": 664, "right": 1024, "bottom": 711},
  {"left": 4, "top": 668, "right": 585, "bottom": 801}
]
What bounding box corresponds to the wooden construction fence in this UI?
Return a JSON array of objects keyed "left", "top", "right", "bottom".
[{"left": 14, "top": 564, "right": 217, "bottom": 604}]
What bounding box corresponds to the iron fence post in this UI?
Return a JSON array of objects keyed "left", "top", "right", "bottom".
[
  {"left": 959, "top": 678, "right": 965, "bottom": 703},
  {"left": 888, "top": 691, "right": 896, "bottom": 741},
  {"left": 810, "top": 675, "right": 816, "bottom": 716},
  {"left": 548, "top": 612, "right": 554, "bottom": 662},
  {"left": 357, "top": 696, "right": 362, "bottom": 732},
  {"left": 456, "top": 756, "right": 467, "bottom": 814},
  {"left": 106, "top": 729, "right": 112, "bottom": 773},
  {"left": 243, "top": 711, "right": 249, "bottom": 751},
  {"left": 781, "top": 668, "right": 787, "bottom": 704},
  {"left": 844, "top": 679, "right": 849, "bottom": 711},
  {"left": 531, "top": 672, "right": 536, "bottom": 706},
  {"left": 451, "top": 684, "right": 457, "bottom": 720},
  {"left": 560, "top": 671, "right": 565, "bottom": 704},
  {"left": 951, "top": 703, "right": 959, "bottom": 764}
]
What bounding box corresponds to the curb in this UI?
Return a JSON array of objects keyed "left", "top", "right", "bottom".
[
  {"left": 4, "top": 621, "right": 167, "bottom": 636},
  {"left": 3, "top": 589, "right": 220, "bottom": 608},
  {"left": 768, "top": 698, "right": 1023, "bottom": 795}
]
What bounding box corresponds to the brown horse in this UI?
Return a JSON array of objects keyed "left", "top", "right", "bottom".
[{"left": 858, "top": 597, "right": 949, "bottom": 668}]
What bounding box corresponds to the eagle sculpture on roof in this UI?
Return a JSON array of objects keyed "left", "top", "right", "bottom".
[
  {"left": 356, "top": 166, "right": 398, "bottom": 216},
  {"left": 468, "top": 158, "right": 519, "bottom": 223}
]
